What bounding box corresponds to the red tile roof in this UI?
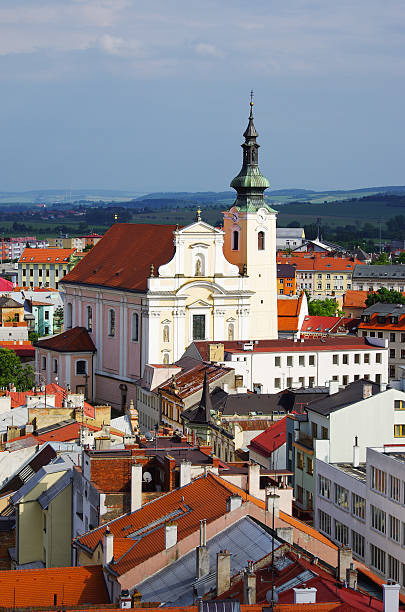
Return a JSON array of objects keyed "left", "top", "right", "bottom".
[
  {"left": 278, "top": 293, "right": 305, "bottom": 332},
  {"left": 159, "top": 362, "right": 232, "bottom": 399},
  {"left": 7, "top": 382, "right": 95, "bottom": 415},
  {"left": 359, "top": 312, "right": 405, "bottom": 331},
  {"left": 34, "top": 326, "right": 96, "bottom": 353},
  {"left": 0, "top": 565, "right": 109, "bottom": 607},
  {"left": 193, "top": 336, "right": 382, "bottom": 358},
  {"left": 300, "top": 316, "right": 355, "bottom": 335},
  {"left": 342, "top": 290, "right": 369, "bottom": 309},
  {"left": 19, "top": 247, "right": 75, "bottom": 263},
  {"left": 277, "top": 253, "right": 363, "bottom": 271},
  {"left": 61, "top": 223, "right": 177, "bottom": 292},
  {"left": 8, "top": 421, "right": 102, "bottom": 445},
  {"left": 249, "top": 416, "right": 287, "bottom": 456}
]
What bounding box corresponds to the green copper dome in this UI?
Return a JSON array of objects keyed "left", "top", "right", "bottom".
[{"left": 231, "top": 166, "right": 270, "bottom": 190}]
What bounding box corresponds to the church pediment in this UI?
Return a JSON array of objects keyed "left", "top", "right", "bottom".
[
  {"left": 188, "top": 299, "right": 212, "bottom": 309},
  {"left": 179, "top": 221, "right": 222, "bottom": 235}
]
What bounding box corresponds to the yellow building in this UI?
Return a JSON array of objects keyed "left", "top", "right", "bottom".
[
  {"left": 18, "top": 248, "right": 77, "bottom": 289},
  {"left": 0, "top": 296, "right": 25, "bottom": 324},
  {"left": 11, "top": 461, "right": 72, "bottom": 568}
]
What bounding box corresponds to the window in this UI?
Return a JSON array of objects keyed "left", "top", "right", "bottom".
[
  {"left": 299, "top": 376, "right": 305, "bottom": 386},
  {"left": 335, "top": 484, "right": 349, "bottom": 510},
  {"left": 395, "top": 424, "right": 405, "bottom": 437},
  {"left": 232, "top": 230, "right": 239, "bottom": 250},
  {"left": 286, "top": 377, "right": 292, "bottom": 387},
  {"left": 343, "top": 354, "right": 348, "bottom": 365},
  {"left": 371, "top": 466, "right": 386, "bottom": 494},
  {"left": 369, "top": 331, "right": 375, "bottom": 337},
  {"left": 274, "top": 378, "right": 281, "bottom": 389},
  {"left": 163, "top": 353, "right": 170, "bottom": 365},
  {"left": 334, "top": 520, "right": 349, "bottom": 546},
  {"left": 193, "top": 314, "right": 205, "bottom": 340},
  {"left": 332, "top": 375, "right": 338, "bottom": 381},
  {"left": 53, "top": 359, "right": 58, "bottom": 374},
  {"left": 307, "top": 490, "right": 313, "bottom": 510},
  {"left": 352, "top": 530, "right": 365, "bottom": 558},
  {"left": 371, "top": 505, "right": 386, "bottom": 533},
  {"left": 388, "top": 555, "right": 400, "bottom": 583},
  {"left": 364, "top": 353, "right": 370, "bottom": 364},
  {"left": 318, "top": 474, "right": 331, "bottom": 498},
  {"left": 395, "top": 399, "right": 405, "bottom": 410},
  {"left": 321, "top": 426, "right": 328, "bottom": 439},
  {"left": 402, "top": 350, "right": 405, "bottom": 359},
  {"left": 297, "top": 451, "right": 303, "bottom": 470},
  {"left": 318, "top": 510, "right": 331, "bottom": 535},
  {"left": 86, "top": 305, "right": 92, "bottom": 332},
  {"left": 390, "top": 332, "right": 396, "bottom": 342},
  {"left": 228, "top": 323, "right": 234, "bottom": 341},
  {"left": 333, "top": 354, "right": 339, "bottom": 365},
  {"left": 306, "top": 457, "right": 313, "bottom": 475},
  {"left": 376, "top": 374, "right": 381, "bottom": 384},
  {"left": 390, "top": 365, "right": 396, "bottom": 378},
  {"left": 370, "top": 544, "right": 386, "bottom": 574},
  {"left": 376, "top": 353, "right": 382, "bottom": 363},
  {"left": 76, "top": 360, "right": 87, "bottom": 375},
  {"left": 108, "top": 309, "right": 115, "bottom": 337},
  {"left": 309, "top": 376, "right": 315, "bottom": 387},
  {"left": 354, "top": 353, "right": 360, "bottom": 364},
  {"left": 66, "top": 302, "right": 72, "bottom": 328},
  {"left": 287, "top": 355, "right": 293, "bottom": 367},
  {"left": 390, "top": 475, "right": 401, "bottom": 502},
  {"left": 309, "top": 355, "right": 315, "bottom": 366},
  {"left": 342, "top": 375, "right": 348, "bottom": 385},
  {"left": 275, "top": 356, "right": 281, "bottom": 367},
  {"left": 352, "top": 493, "right": 366, "bottom": 520},
  {"left": 41, "top": 356, "right": 46, "bottom": 370},
  {"left": 354, "top": 374, "right": 360, "bottom": 381},
  {"left": 299, "top": 355, "right": 305, "bottom": 366},
  {"left": 296, "top": 485, "right": 303, "bottom": 504},
  {"left": 311, "top": 422, "right": 318, "bottom": 439},
  {"left": 258, "top": 231, "right": 265, "bottom": 250},
  {"left": 378, "top": 331, "right": 383, "bottom": 338},
  {"left": 390, "top": 349, "right": 396, "bottom": 359},
  {"left": 235, "top": 375, "right": 243, "bottom": 388},
  {"left": 402, "top": 333, "right": 405, "bottom": 343},
  {"left": 390, "top": 515, "right": 401, "bottom": 542},
  {"left": 44, "top": 310, "right": 49, "bottom": 320}
]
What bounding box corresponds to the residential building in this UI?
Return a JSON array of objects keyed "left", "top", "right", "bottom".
[
  {"left": 136, "top": 363, "right": 182, "bottom": 432},
  {"left": 277, "top": 263, "right": 296, "bottom": 295},
  {"left": 0, "top": 295, "right": 29, "bottom": 343},
  {"left": 276, "top": 227, "right": 305, "bottom": 251},
  {"left": 0, "top": 296, "right": 24, "bottom": 324},
  {"left": 0, "top": 237, "right": 48, "bottom": 262},
  {"left": 51, "top": 101, "right": 278, "bottom": 410},
  {"left": 277, "top": 252, "right": 362, "bottom": 297},
  {"left": 277, "top": 293, "right": 308, "bottom": 339},
  {"left": 315, "top": 444, "right": 405, "bottom": 592},
  {"left": 290, "top": 381, "right": 405, "bottom": 520},
  {"left": 49, "top": 234, "right": 102, "bottom": 250},
  {"left": 186, "top": 336, "right": 388, "bottom": 394},
  {"left": 292, "top": 237, "right": 346, "bottom": 254},
  {"left": 342, "top": 289, "right": 370, "bottom": 318},
  {"left": 353, "top": 264, "right": 405, "bottom": 292},
  {"left": 248, "top": 416, "right": 287, "bottom": 470},
  {"left": 300, "top": 315, "right": 357, "bottom": 338},
  {"left": 358, "top": 303, "right": 405, "bottom": 379},
  {"left": 18, "top": 248, "right": 78, "bottom": 289}
]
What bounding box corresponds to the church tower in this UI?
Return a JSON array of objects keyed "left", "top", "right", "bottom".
[{"left": 223, "top": 94, "right": 278, "bottom": 340}]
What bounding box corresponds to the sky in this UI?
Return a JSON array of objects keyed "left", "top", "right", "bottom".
[{"left": 0, "top": 0, "right": 405, "bottom": 193}]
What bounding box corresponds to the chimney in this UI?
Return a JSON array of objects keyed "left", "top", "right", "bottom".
[
  {"left": 243, "top": 561, "right": 256, "bottom": 604},
  {"left": 337, "top": 547, "right": 353, "bottom": 582},
  {"left": 226, "top": 494, "right": 242, "bottom": 512},
  {"left": 196, "top": 519, "right": 210, "bottom": 579},
  {"left": 346, "top": 563, "right": 358, "bottom": 590},
  {"left": 363, "top": 383, "right": 373, "bottom": 399},
  {"left": 216, "top": 550, "right": 231, "bottom": 595},
  {"left": 328, "top": 380, "right": 339, "bottom": 395},
  {"left": 266, "top": 490, "right": 280, "bottom": 520},
  {"left": 165, "top": 522, "right": 177, "bottom": 549},
  {"left": 180, "top": 459, "right": 192, "bottom": 487},
  {"left": 131, "top": 462, "right": 143, "bottom": 512},
  {"left": 383, "top": 581, "right": 400, "bottom": 612},
  {"left": 248, "top": 462, "right": 260, "bottom": 498},
  {"left": 293, "top": 587, "right": 317, "bottom": 604},
  {"left": 119, "top": 589, "right": 132, "bottom": 609},
  {"left": 353, "top": 436, "right": 360, "bottom": 468},
  {"left": 103, "top": 528, "right": 114, "bottom": 566}
]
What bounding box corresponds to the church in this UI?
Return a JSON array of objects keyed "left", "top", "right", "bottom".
[{"left": 35, "top": 99, "right": 278, "bottom": 409}]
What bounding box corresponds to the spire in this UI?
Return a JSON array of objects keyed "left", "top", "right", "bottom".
[
  {"left": 230, "top": 93, "right": 273, "bottom": 213},
  {"left": 188, "top": 369, "right": 213, "bottom": 424}
]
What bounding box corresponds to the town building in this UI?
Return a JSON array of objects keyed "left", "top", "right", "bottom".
[
  {"left": 315, "top": 444, "right": 405, "bottom": 591},
  {"left": 289, "top": 380, "right": 405, "bottom": 521},
  {"left": 277, "top": 252, "right": 361, "bottom": 297},
  {"left": 277, "top": 293, "right": 308, "bottom": 339},
  {"left": 276, "top": 263, "right": 296, "bottom": 295},
  {"left": 46, "top": 101, "right": 279, "bottom": 410},
  {"left": 247, "top": 416, "right": 287, "bottom": 470},
  {"left": 186, "top": 336, "right": 388, "bottom": 394},
  {"left": 49, "top": 233, "right": 102, "bottom": 250},
  {"left": 0, "top": 295, "right": 29, "bottom": 343},
  {"left": 358, "top": 303, "right": 405, "bottom": 379},
  {"left": 300, "top": 315, "right": 357, "bottom": 338},
  {"left": 276, "top": 227, "right": 305, "bottom": 251},
  {"left": 342, "top": 289, "right": 370, "bottom": 318},
  {"left": 352, "top": 264, "right": 405, "bottom": 292},
  {"left": 0, "top": 237, "right": 48, "bottom": 262},
  {"left": 18, "top": 248, "right": 79, "bottom": 289}
]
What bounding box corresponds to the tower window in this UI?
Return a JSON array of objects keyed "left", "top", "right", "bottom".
[
  {"left": 258, "top": 231, "right": 265, "bottom": 250},
  {"left": 132, "top": 312, "right": 139, "bottom": 341},
  {"left": 87, "top": 305, "right": 92, "bottom": 332},
  {"left": 108, "top": 309, "right": 115, "bottom": 337},
  {"left": 232, "top": 230, "right": 239, "bottom": 251}
]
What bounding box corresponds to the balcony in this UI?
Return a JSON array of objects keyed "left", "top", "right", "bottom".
[{"left": 294, "top": 432, "right": 314, "bottom": 450}]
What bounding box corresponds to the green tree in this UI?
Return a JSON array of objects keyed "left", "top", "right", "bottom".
[
  {"left": 372, "top": 252, "right": 391, "bottom": 265},
  {"left": 308, "top": 298, "right": 342, "bottom": 317},
  {"left": 0, "top": 348, "right": 35, "bottom": 391},
  {"left": 365, "top": 287, "right": 405, "bottom": 307},
  {"left": 28, "top": 331, "right": 39, "bottom": 343}
]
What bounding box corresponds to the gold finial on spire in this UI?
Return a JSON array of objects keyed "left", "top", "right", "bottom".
[
  {"left": 250, "top": 89, "right": 254, "bottom": 107},
  {"left": 114, "top": 213, "right": 118, "bottom": 222},
  {"left": 196, "top": 207, "right": 201, "bottom": 222}
]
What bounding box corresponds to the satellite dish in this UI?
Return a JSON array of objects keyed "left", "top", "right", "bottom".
[
  {"left": 143, "top": 471, "right": 152, "bottom": 483},
  {"left": 266, "top": 589, "right": 279, "bottom": 604}
]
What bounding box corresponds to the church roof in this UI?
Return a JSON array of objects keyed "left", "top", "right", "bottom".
[{"left": 61, "top": 223, "right": 176, "bottom": 292}]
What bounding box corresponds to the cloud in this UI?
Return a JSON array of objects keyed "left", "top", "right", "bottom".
[
  {"left": 194, "top": 43, "right": 223, "bottom": 58},
  {"left": 98, "top": 34, "right": 143, "bottom": 57}
]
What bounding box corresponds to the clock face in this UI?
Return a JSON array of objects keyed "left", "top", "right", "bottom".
[
  {"left": 257, "top": 208, "right": 266, "bottom": 223},
  {"left": 232, "top": 213, "right": 238, "bottom": 222}
]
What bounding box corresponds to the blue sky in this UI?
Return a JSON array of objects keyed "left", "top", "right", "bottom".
[{"left": 0, "top": 0, "right": 404, "bottom": 192}]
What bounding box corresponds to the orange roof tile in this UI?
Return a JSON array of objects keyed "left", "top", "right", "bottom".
[
  {"left": 19, "top": 247, "right": 76, "bottom": 263},
  {"left": 159, "top": 362, "right": 232, "bottom": 399},
  {"left": 35, "top": 326, "right": 96, "bottom": 353},
  {"left": 61, "top": 223, "right": 177, "bottom": 292},
  {"left": 358, "top": 312, "right": 405, "bottom": 331},
  {"left": 342, "top": 290, "right": 369, "bottom": 308},
  {"left": 0, "top": 565, "right": 109, "bottom": 607},
  {"left": 277, "top": 253, "right": 363, "bottom": 272}
]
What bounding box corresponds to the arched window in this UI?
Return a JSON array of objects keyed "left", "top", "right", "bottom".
[
  {"left": 258, "top": 231, "right": 265, "bottom": 251},
  {"left": 87, "top": 305, "right": 92, "bottom": 332},
  {"left": 228, "top": 323, "right": 234, "bottom": 341},
  {"left": 41, "top": 355, "right": 47, "bottom": 370},
  {"left": 163, "top": 325, "right": 169, "bottom": 343},
  {"left": 232, "top": 230, "right": 239, "bottom": 250},
  {"left": 108, "top": 309, "right": 115, "bottom": 337},
  {"left": 163, "top": 353, "right": 170, "bottom": 365},
  {"left": 132, "top": 312, "right": 139, "bottom": 341},
  {"left": 66, "top": 303, "right": 72, "bottom": 329}
]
